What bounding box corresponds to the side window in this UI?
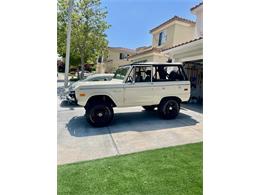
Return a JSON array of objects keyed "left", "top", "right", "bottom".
[
  {"left": 153, "top": 65, "right": 185, "bottom": 82},
  {"left": 135, "top": 66, "right": 152, "bottom": 83}
]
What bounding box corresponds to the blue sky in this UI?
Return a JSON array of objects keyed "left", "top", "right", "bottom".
[{"left": 101, "top": 0, "right": 201, "bottom": 49}]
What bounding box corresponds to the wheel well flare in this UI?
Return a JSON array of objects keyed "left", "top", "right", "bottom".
[
  {"left": 160, "top": 96, "right": 182, "bottom": 105},
  {"left": 85, "top": 95, "right": 116, "bottom": 110}
]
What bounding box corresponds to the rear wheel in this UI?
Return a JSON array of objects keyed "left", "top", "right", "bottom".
[
  {"left": 158, "top": 99, "right": 180, "bottom": 119},
  {"left": 86, "top": 103, "right": 114, "bottom": 127},
  {"left": 142, "top": 105, "right": 156, "bottom": 111}
]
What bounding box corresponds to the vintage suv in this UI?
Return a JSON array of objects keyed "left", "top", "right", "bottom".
[{"left": 74, "top": 62, "right": 190, "bottom": 127}]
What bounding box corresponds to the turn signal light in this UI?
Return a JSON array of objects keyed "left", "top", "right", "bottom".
[{"left": 79, "top": 93, "right": 86, "bottom": 96}]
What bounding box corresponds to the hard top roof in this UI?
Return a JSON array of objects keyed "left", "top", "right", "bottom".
[
  {"left": 87, "top": 73, "right": 114, "bottom": 78},
  {"left": 119, "top": 62, "right": 183, "bottom": 67}
]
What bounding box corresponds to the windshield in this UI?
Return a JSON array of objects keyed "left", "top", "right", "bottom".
[
  {"left": 81, "top": 74, "right": 95, "bottom": 81},
  {"left": 113, "top": 67, "right": 129, "bottom": 80},
  {"left": 83, "top": 76, "right": 96, "bottom": 81}
]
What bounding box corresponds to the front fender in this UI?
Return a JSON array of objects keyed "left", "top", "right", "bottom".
[{"left": 75, "top": 89, "right": 122, "bottom": 107}]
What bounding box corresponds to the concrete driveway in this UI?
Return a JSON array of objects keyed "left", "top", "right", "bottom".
[{"left": 57, "top": 83, "right": 203, "bottom": 165}]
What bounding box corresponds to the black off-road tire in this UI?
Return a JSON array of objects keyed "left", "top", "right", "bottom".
[
  {"left": 158, "top": 99, "right": 180, "bottom": 119},
  {"left": 86, "top": 102, "right": 114, "bottom": 127},
  {"left": 142, "top": 105, "right": 156, "bottom": 111}
]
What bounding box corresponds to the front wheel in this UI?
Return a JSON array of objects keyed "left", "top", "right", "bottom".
[
  {"left": 86, "top": 103, "right": 114, "bottom": 127},
  {"left": 158, "top": 99, "right": 180, "bottom": 119}
]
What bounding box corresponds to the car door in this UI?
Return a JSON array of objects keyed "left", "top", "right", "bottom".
[
  {"left": 152, "top": 65, "right": 190, "bottom": 104},
  {"left": 123, "top": 65, "right": 155, "bottom": 107}
]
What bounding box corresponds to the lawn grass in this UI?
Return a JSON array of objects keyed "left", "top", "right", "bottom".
[{"left": 58, "top": 142, "right": 202, "bottom": 195}]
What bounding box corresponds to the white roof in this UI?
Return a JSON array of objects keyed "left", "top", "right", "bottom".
[
  {"left": 88, "top": 73, "right": 114, "bottom": 78},
  {"left": 119, "top": 62, "right": 183, "bottom": 68},
  {"left": 135, "top": 61, "right": 182, "bottom": 65}
]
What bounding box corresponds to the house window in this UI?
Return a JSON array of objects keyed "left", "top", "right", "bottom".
[
  {"left": 119, "top": 53, "right": 128, "bottom": 60},
  {"left": 158, "top": 31, "right": 167, "bottom": 46},
  {"left": 97, "top": 56, "right": 103, "bottom": 63}
]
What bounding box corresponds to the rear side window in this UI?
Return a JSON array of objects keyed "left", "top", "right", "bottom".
[{"left": 152, "top": 65, "right": 187, "bottom": 82}]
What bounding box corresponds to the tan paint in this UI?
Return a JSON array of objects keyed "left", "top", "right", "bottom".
[{"left": 172, "top": 24, "right": 195, "bottom": 46}]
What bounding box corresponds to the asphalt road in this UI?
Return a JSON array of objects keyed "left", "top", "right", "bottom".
[{"left": 57, "top": 82, "right": 203, "bottom": 165}]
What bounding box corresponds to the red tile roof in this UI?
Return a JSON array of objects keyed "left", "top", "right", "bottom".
[
  {"left": 190, "top": 2, "right": 203, "bottom": 11},
  {"left": 162, "top": 37, "right": 203, "bottom": 52},
  {"left": 150, "top": 16, "right": 195, "bottom": 33},
  {"left": 108, "top": 47, "right": 136, "bottom": 53},
  {"left": 129, "top": 47, "right": 161, "bottom": 58}
]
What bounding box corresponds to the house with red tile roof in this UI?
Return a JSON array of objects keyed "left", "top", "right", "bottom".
[
  {"left": 129, "top": 2, "right": 203, "bottom": 102},
  {"left": 129, "top": 16, "right": 196, "bottom": 63},
  {"left": 96, "top": 47, "right": 136, "bottom": 73}
]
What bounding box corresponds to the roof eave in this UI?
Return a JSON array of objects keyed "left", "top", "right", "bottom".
[
  {"left": 190, "top": 2, "right": 203, "bottom": 12},
  {"left": 162, "top": 37, "right": 203, "bottom": 53},
  {"left": 150, "top": 16, "right": 195, "bottom": 34}
]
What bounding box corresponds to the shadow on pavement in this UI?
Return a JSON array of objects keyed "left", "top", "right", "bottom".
[
  {"left": 66, "top": 116, "right": 108, "bottom": 137},
  {"left": 181, "top": 103, "right": 203, "bottom": 114},
  {"left": 60, "top": 100, "right": 80, "bottom": 108},
  {"left": 66, "top": 110, "right": 199, "bottom": 137}
]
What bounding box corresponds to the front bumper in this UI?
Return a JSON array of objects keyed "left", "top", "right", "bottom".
[{"left": 66, "top": 91, "right": 77, "bottom": 103}]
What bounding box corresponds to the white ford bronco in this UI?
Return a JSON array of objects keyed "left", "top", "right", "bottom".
[{"left": 74, "top": 62, "right": 190, "bottom": 127}]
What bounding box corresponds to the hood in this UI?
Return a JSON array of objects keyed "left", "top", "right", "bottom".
[
  {"left": 71, "top": 79, "right": 124, "bottom": 90},
  {"left": 68, "top": 80, "right": 84, "bottom": 91}
]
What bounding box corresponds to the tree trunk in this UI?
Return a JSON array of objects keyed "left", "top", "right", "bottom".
[
  {"left": 77, "top": 67, "right": 80, "bottom": 80},
  {"left": 80, "top": 53, "right": 85, "bottom": 79}
]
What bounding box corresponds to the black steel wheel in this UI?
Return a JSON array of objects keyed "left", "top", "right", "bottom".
[
  {"left": 86, "top": 103, "right": 114, "bottom": 127},
  {"left": 158, "top": 99, "right": 180, "bottom": 119}
]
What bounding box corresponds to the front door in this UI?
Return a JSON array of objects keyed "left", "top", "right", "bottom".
[{"left": 124, "top": 66, "right": 154, "bottom": 107}]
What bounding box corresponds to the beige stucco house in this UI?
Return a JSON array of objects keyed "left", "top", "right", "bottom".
[
  {"left": 162, "top": 2, "right": 203, "bottom": 62},
  {"left": 128, "top": 2, "right": 203, "bottom": 102},
  {"left": 96, "top": 47, "right": 136, "bottom": 73},
  {"left": 129, "top": 16, "right": 196, "bottom": 63}
]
